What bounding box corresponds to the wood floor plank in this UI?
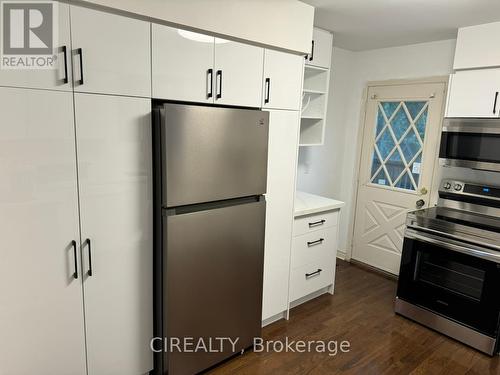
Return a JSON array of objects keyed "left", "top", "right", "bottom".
[{"left": 208, "top": 260, "right": 500, "bottom": 374}]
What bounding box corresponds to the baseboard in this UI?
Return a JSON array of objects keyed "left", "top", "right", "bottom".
[
  {"left": 350, "top": 259, "right": 398, "bottom": 281},
  {"left": 336, "top": 249, "right": 347, "bottom": 260},
  {"left": 261, "top": 311, "right": 287, "bottom": 327},
  {"left": 289, "top": 285, "right": 332, "bottom": 309}
]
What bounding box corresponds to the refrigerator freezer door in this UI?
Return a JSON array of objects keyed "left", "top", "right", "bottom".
[
  {"left": 161, "top": 104, "right": 269, "bottom": 207},
  {"left": 164, "top": 199, "right": 265, "bottom": 375}
]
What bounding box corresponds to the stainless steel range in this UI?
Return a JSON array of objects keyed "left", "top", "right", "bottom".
[{"left": 396, "top": 179, "right": 500, "bottom": 356}]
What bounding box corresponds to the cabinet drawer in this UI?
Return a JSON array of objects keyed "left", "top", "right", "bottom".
[
  {"left": 291, "top": 228, "right": 337, "bottom": 268},
  {"left": 289, "top": 258, "right": 335, "bottom": 302},
  {"left": 293, "top": 210, "right": 338, "bottom": 237}
]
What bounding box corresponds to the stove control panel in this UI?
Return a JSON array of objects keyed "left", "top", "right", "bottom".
[{"left": 440, "top": 179, "right": 500, "bottom": 201}]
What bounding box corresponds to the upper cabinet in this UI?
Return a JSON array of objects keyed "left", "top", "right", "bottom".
[
  {"left": 453, "top": 22, "right": 500, "bottom": 70},
  {"left": 152, "top": 27, "right": 263, "bottom": 108},
  {"left": 262, "top": 50, "right": 304, "bottom": 111},
  {"left": 0, "top": 3, "right": 72, "bottom": 91},
  {"left": 70, "top": 6, "right": 151, "bottom": 97},
  {"left": 446, "top": 69, "right": 500, "bottom": 118},
  {"left": 213, "top": 39, "right": 264, "bottom": 107},
  {"left": 305, "top": 28, "right": 333, "bottom": 69},
  {"left": 152, "top": 26, "right": 214, "bottom": 103}
]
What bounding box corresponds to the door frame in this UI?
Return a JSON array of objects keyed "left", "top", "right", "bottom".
[{"left": 345, "top": 76, "right": 449, "bottom": 261}]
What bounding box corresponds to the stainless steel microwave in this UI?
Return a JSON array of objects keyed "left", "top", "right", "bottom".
[{"left": 440, "top": 118, "right": 500, "bottom": 172}]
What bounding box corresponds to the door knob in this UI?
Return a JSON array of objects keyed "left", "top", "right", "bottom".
[{"left": 416, "top": 199, "right": 425, "bottom": 208}]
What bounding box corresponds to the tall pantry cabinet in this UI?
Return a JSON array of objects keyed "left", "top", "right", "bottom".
[{"left": 0, "top": 4, "right": 153, "bottom": 375}]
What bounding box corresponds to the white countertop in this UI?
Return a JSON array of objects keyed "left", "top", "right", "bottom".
[{"left": 294, "top": 191, "right": 345, "bottom": 218}]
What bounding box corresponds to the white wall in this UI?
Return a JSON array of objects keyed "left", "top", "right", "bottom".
[
  {"left": 298, "top": 39, "right": 463, "bottom": 257},
  {"left": 68, "top": 0, "right": 314, "bottom": 54}
]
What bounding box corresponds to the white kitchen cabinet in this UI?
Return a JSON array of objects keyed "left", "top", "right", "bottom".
[
  {"left": 70, "top": 6, "right": 151, "bottom": 97},
  {"left": 0, "top": 3, "right": 73, "bottom": 91},
  {"left": 152, "top": 25, "right": 215, "bottom": 103},
  {"left": 262, "top": 110, "right": 300, "bottom": 323},
  {"left": 0, "top": 87, "right": 86, "bottom": 375},
  {"left": 214, "top": 39, "right": 264, "bottom": 107},
  {"left": 289, "top": 192, "right": 344, "bottom": 307},
  {"left": 446, "top": 69, "right": 500, "bottom": 118},
  {"left": 305, "top": 28, "right": 333, "bottom": 69},
  {"left": 453, "top": 22, "right": 500, "bottom": 70},
  {"left": 262, "top": 49, "right": 304, "bottom": 110},
  {"left": 74, "top": 93, "right": 153, "bottom": 375}
]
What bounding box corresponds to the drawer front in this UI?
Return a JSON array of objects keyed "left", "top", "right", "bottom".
[
  {"left": 289, "top": 258, "right": 335, "bottom": 302},
  {"left": 293, "top": 210, "right": 338, "bottom": 237},
  {"left": 291, "top": 228, "right": 337, "bottom": 268}
]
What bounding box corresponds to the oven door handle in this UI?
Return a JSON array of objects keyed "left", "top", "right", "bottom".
[{"left": 405, "top": 228, "right": 500, "bottom": 264}]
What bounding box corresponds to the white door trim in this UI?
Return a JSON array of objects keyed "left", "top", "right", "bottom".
[{"left": 345, "top": 76, "right": 449, "bottom": 262}]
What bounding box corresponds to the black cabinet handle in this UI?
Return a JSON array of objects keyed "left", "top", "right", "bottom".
[
  {"left": 307, "top": 238, "right": 324, "bottom": 247},
  {"left": 207, "top": 69, "right": 213, "bottom": 99},
  {"left": 72, "top": 240, "right": 78, "bottom": 279},
  {"left": 85, "top": 238, "right": 93, "bottom": 276},
  {"left": 305, "top": 269, "right": 322, "bottom": 279},
  {"left": 309, "top": 40, "right": 315, "bottom": 61},
  {"left": 76, "top": 48, "right": 84, "bottom": 85},
  {"left": 308, "top": 219, "right": 325, "bottom": 228},
  {"left": 264, "top": 78, "right": 271, "bottom": 104},
  {"left": 216, "top": 70, "right": 222, "bottom": 99},
  {"left": 494, "top": 92, "right": 499, "bottom": 115},
  {"left": 61, "top": 45, "right": 68, "bottom": 84}
]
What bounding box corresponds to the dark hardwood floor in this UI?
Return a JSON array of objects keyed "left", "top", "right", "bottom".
[{"left": 209, "top": 260, "right": 500, "bottom": 375}]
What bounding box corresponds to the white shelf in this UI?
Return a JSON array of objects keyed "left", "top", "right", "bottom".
[
  {"left": 304, "top": 65, "right": 328, "bottom": 73},
  {"left": 303, "top": 89, "right": 326, "bottom": 95},
  {"left": 301, "top": 116, "right": 323, "bottom": 120}
]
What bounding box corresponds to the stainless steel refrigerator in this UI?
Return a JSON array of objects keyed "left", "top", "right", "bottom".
[{"left": 152, "top": 103, "right": 269, "bottom": 375}]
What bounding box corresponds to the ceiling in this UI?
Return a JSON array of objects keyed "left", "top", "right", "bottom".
[{"left": 302, "top": 0, "right": 500, "bottom": 51}]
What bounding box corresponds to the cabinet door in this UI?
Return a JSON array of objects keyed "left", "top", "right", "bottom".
[
  {"left": 0, "top": 88, "right": 86, "bottom": 375},
  {"left": 74, "top": 94, "right": 153, "bottom": 375},
  {"left": 446, "top": 69, "right": 500, "bottom": 118},
  {"left": 214, "top": 39, "right": 264, "bottom": 107},
  {"left": 262, "top": 110, "right": 300, "bottom": 321},
  {"left": 0, "top": 3, "right": 72, "bottom": 91},
  {"left": 152, "top": 25, "right": 214, "bottom": 103},
  {"left": 262, "top": 50, "right": 303, "bottom": 110},
  {"left": 454, "top": 22, "right": 500, "bottom": 70},
  {"left": 305, "top": 28, "right": 333, "bottom": 69},
  {"left": 70, "top": 6, "right": 151, "bottom": 97}
]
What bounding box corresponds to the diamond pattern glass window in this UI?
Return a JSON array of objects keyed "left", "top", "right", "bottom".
[{"left": 369, "top": 101, "right": 429, "bottom": 191}]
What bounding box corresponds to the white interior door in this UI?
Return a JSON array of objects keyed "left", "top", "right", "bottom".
[
  {"left": 70, "top": 5, "right": 151, "bottom": 97},
  {"left": 0, "top": 3, "right": 73, "bottom": 91},
  {"left": 152, "top": 25, "right": 215, "bottom": 103},
  {"left": 352, "top": 82, "right": 445, "bottom": 274},
  {"left": 214, "top": 39, "right": 264, "bottom": 107},
  {"left": 262, "top": 110, "right": 300, "bottom": 321},
  {"left": 74, "top": 93, "right": 153, "bottom": 375},
  {"left": 0, "top": 87, "right": 86, "bottom": 375}
]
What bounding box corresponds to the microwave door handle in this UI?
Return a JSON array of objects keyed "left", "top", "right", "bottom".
[{"left": 405, "top": 229, "right": 500, "bottom": 264}]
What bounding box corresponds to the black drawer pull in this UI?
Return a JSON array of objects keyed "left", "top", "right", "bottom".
[
  {"left": 308, "top": 219, "right": 325, "bottom": 228},
  {"left": 71, "top": 240, "right": 78, "bottom": 279},
  {"left": 85, "top": 238, "right": 93, "bottom": 276},
  {"left": 305, "top": 269, "right": 322, "bottom": 279},
  {"left": 494, "top": 91, "right": 499, "bottom": 115},
  {"left": 207, "top": 68, "right": 213, "bottom": 99},
  {"left": 61, "top": 45, "right": 68, "bottom": 84},
  {"left": 307, "top": 238, "right": 324, "bottom": 247}
]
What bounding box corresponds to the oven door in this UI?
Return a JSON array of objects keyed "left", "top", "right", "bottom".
[
  {"left": 397, "top": 228, "right": 500, "bottom": 337},
  {"left": 439, "top": 119, "right": 500, "bottom": 172}
]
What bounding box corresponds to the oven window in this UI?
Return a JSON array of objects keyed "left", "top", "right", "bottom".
[
  {"left": 416, "top": 251, "right": 486, "bottom": 301},
  {"left": 440, "top": 132, "right": 500, "bottom": 163}
]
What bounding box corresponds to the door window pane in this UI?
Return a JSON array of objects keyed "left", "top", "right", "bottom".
[{"left": 369, "top": 101, "right": 429, "bottom": 191}]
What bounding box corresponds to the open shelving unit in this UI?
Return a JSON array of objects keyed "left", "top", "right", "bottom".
[{"left": 299, "top": 65, "right": 330, "bottom": 146}]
